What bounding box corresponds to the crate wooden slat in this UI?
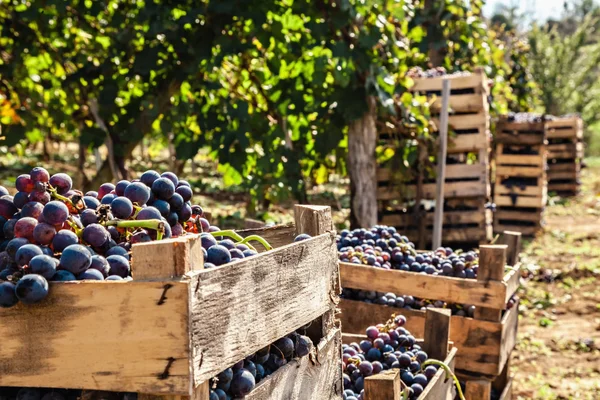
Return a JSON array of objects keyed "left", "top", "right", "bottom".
[
  {"left": 0, "top": 205, "right": 341, "bottom": 399},
  {"left": 495, "top": 118, "right": 546, "bottom": 145},
  {"left": 340, "top": 232, "right": 521, "bottom": 377},
  {"left": 546, "top": 116, "right": 583, "bottom": 140},
  {"left": 381, "top": 208, "right": 492, "bottom": 226}
]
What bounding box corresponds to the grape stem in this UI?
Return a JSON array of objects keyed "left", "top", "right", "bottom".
[
  {"left": 422, "top": 359, "right": 466, "bottom": 400},
  {"left": 104, "top": 219, "right": 165, "bottom": 240},
  {"left": 239, "top": 235, "right": 273, "bottom": 251},
  {"left": 48, "top": 187, "right": 84, "bottom": 212},
  {"left": 208, "top": 230, "right": 273, "bottom": 252}
]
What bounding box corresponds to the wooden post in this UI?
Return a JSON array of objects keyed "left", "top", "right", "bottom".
[
  {"left": 348, "top": 96, "right": 378, "bottom": 229},
  {"left": 423, "top": 308, "right": 451, "bottom": 361},
  {"left": 294, "top": 205, "right": 333, "bottom": 237},
  {"left": 474, "top": 245, "right": 507, "bottom": 322},
  {"left": 432, "top": 79, "right": 451, "bottom": 250},
  {"left": 132, "top": 235, "right": 209, "bottom": 400},
  {"left": 501, "top": 231, "right": 521, "bottom": 267},
  {"left": 465, "top": 379, "right": 491, "bottom": 400},
  {"left": 364, "top": 370, "right": 402, "bottom": 400}
]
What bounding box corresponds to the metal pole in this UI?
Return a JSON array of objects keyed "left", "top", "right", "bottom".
[{"left": 432, "top": 79, "right": 451, "bottom": 250}]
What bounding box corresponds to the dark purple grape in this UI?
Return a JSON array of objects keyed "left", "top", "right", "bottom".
[
  {"left": 178, "top": 203, "right": 192, "bottom": 222},
  {"left": 83, "top": 196, "right": 101, "bottom": 209},
  {"left": 152, "top": 199, "right": 170, "bottom": 218},
  {"left": 175, "top": 185, "right": 192, "bottom": 202},
  {"left": 167, "top": 212, "right": 179, "bottom": 227},
  {"left": 115, "top": 180, "right": 130, "bottom": 196},
  {"left": 178, "top": 180, "right": 190, "bottom": 188},
  {"left": 230, "top": 369, "right": 255, "bottom": 397},
  {"left": 207, "top": 245, "right": 231, "bottom": 266},
  {"left": 49, "top": 173, "right": 73, "bottom": 195},
  {"left": 0, "top": 186, "right": 8, "bottom": 197},
  {"left": 168, "top": 193, "right": 184, "bottom": 211},
  {"left": 191, "top": 205, "right": 203, "bottom": 216},
  {"left": 15, "top": 274, "right": 49, "bottom": 304},
  {"left": 161, "top": 171, "right": 179, "bottom": 187},
  {"left": 140, "top": 170, "right": 161, "bottom": 187},
  {"left": 41, "top": 245, "right": 54, "bottom": 255},
  {"left": 294, "top": 233, "right": 311, "bottom": 242},
  {"left": 52, "top": 230, "right": 78, "bottom": 253},
  {"left": 172, "top": 223, "right": 184, "bottom": 237},
  {"left": 15, "top": 243, "right": 43, "bottom": 266},
  {"left": 83, "top": 224, "right": 109, "bottom": 248},
  {"left": 411, "top": 383, "right": 424, "bottom": 396},
  {"left": 21, "top": 202, "right": 44, "bottom": 219},
  {"left": 85, "top": 191, "right": 98, "bottom": 198},
  {"left": 217, "top": 368, "right": 234, "bottom": 384},
  {"left": 90, "top": 255, "right": 110, "bottom": 277},
  {"left": 78, "top": 268, "right": 104, "bottom": 280},
  {"left": 80, "top": 209, "right": 99, "bottom": 226},
  {"left": 60, "top": 244, "right": 92, "bottom": 274},
  {"left": 111, "top": 196, "right": 134, "bottom": 219},
  {"left": 43, "top": 201, "right": 69, "bottom": 225},
  {"left": 32, "top": 222, "right": 56, "bottom": 245},
  {"left": 13, "top": 191, "right": 30, "bottom": 208},
  {"left": 136, "top": 206, "right": 162, "bottom": 221},
  {"left": 53, "top": 270, "right": 77, "bottom": 281},
  {"left": 16, "top": 174, "right": 35, "bottom": 193},
  {"left": 98, "top": 183, "right": 116, "bottom": 200},
  {"left": 200, "top": 233, "right": 218, "bottom": 250},
  {"left": 152, "top": 177, "right": 175, "bottom": 200},
  {"left": 30, "top": 167, "right": 49, "bottom": 183},
  {"left": 273, "top": 337, "right": 294, "bottom": 358},
  {"left": 107, "top": 254, "right": 130, "bottom": 277},
  {"left": 0, "top": 198, "right": 18, "bottom": 220},
  {"left": 0, "top": 281, "right": 18, "bottom": 307},
  {"left": 130, "top": 230, "right": 152, "bottom": 244},
  {"left": 124, "top": 182, "right": 151, "bottom": 205},
  {"left": 14, "top": 217, "right": 37, "bottom": 241},
  {"left": 29, "top": 254, "right": 58, "bottom": 279},
  {"left": 29, "top": 191, "right": 51, "bottom": 204},
  {"left": 100, "top": 193, "right": 117, "bottom": 206},
  {"left": 106, "top": 275, "right": 124, "bottom": 281},
  {"left": 424, "top": 365, "right": 437, "bottom": 379},
  {"left": 6, "top": 237, "right": 29, "bottom": 260}
]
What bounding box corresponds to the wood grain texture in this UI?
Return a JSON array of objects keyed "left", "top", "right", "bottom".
[
  {"left": 498, "top": 301, "right": 519, "bottom": 374},
  {"left": 381, "top": 208, "right": 490, "bottom": 227},
  {"left": 294, "top": 205, "right": 333, "bottom": 236},
  {"left": 494, "top": 194, "right": 546, "bottom": 209},
  {"left": 243, "top": 328, "right": 342, "bottom": 400},
  {"left": 495, "top": 165, "right": 544, "bottom": 178},
  {"left": 132, "top": 234, "right": 203, "bottom": 279},
  {"left": 500, "top": 232, "right": 521, "bottom": 267},
  {"left": 465, "top": 379, "right": 491, "bottom": 400},
  {"left": 498, "top": 377, "right": 513, "bottom": 400},
  {"left": 493, "top": 183, "right": 545, "bottom": 197},
  {"left": 340, "top": 263, "right": 508, "bottom": 309},
  {"left": 189, "top": 233, "right": 338, "bottom": 385},
  {"left": 494, "top": 210, "right": 543, "bottom": 223},
  {"left": 493, "top": 223, "right": 540, "bottom": 237},
  {"left": 423, "top": 308, "right": 451, "bottom": 361},
  {"left": 378, "top": 164, "right": 486, "bottom": 182},
  {"left": 237, "top": 224, "right": 296, "bottom": 251},
  {"left": 364, "top": 370, "right": 402, "bottom": 400},
  {"left": 339, "top": 299, "right": 510, "bottom": 375},
  {"left": 475, "top": 246, "right": 507, "bottom": 322},
  {"left": 410, "top": 71, "right": 485, "bottom": 92},
  {"left": 419, "top": 347, "right": 457, "bottom": 400},
  {"left": 0, "top": 279, "right": 192, "bottom": 394}
]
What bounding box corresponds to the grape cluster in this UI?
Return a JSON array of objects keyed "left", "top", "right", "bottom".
[
  {"left": 0, "top": 167, "right": 226, "bottom": 306},
  {"left": 504, "top": 112, "right": 548, "bottom": 123},
  {"left": 209, "top": 330, "right": 314, "bottom": 399},
  {"left": 342, "top": 315, "right": 438, "bottom": 400},
  {"left": 337, "top": 226, "right": 479, "bottom": 278},
  {"left": 406, "top": 67, "right": 471, "bottom": 79}
]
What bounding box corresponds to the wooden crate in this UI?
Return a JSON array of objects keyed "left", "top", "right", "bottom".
[
  {"left": 546, "top": 116, "right": 583, "bottom": 140},
  {"left": 0, "top": 205, "right": 342, "bottom": 400},
  {"left": 342, "top": 308, "right": 458, "bottom": 400},
  {"left": 409, "top": 71, "right": 491, "bottom": 154},
  {"left": 495, "top": 118, "right": 546, "bottom": 145},
  {"left": 339, "top": 232, "right": 522, "bottom": 377},
  {"left": 459, "top": 360, "right": 513, "bottom": 400}
]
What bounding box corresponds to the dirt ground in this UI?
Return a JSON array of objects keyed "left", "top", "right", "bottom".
[{"left": 511, "top": 159, "right": 600, "bottom": 399}]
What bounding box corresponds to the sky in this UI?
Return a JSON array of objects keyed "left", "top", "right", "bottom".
[{"left": 483, "top": 0, "right": 567, "bottom": 23}]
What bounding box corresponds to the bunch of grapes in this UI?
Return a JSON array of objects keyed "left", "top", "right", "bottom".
[
  {"left": 0, "top": 167, "right": 265, "bottom": 307},
  {"left": 342, "top": 315, "right": 439, "bottom": 400},
  {"left": 504, "top": 112, "right": 548, "bottom": 123},
  {"left": 337, "top": 226, "right": 479, "bottom": 278},
  {"left": 406, "top": 67, "right": 471, "bottom": 79},
  {"left": 209, "top": 330, "right": 313, "bottom": 399}
]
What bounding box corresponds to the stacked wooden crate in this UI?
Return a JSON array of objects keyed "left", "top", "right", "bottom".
[
  {"left": 494, "top": 117, "right": 547, "bottom": 236},
  {"left": 0, "top": 205, "right": 342, "bottom": 400},
  {"left": 546, "top": 116, "right": 584, "bottom": 195},
  {"left": 339, "top": 231, "right": 522, "bottom": 400},
  {"left": 377, "top": 70, "right": 492, "bottom": 245}
]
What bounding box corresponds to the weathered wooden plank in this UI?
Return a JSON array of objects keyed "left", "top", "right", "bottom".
[
  {"left": 498, "top": 377, "right": 513, "bottom": 400},
  {"left": 494, "top": 210, "right": 543, "bottom": 223},
  {"left": 419, "top": 348, "right": 457, "bottom": 400},
  {"left": 545, "top": 116, "right": 581, "bottom": 130},
  {"left": 423, "top": 308, "right": 451, "bottom": 361},
  {"left": 496, "top": 120, "right": 545, "bottom": 132},
  {"left": 547, "top": 171, "right": 579, "bottom": 180},
  {"left": 465, "top": 380, "right": 491, "bottom": 400},
  {"left": 237, "top": 224, "right": 296, "bottom": 251},
  {"left": 429, "top": 93, "right": 487, "bottom": 114},
  {"left": 548, "top": 162, "right": 580, "bottom": 173},
  {"left": 498, "top": 300, "right": 519, "bottom": 374},
  {"left": 411, "top": 72, "right": 486, "bottom": 92},
  {"left": 547, "top": 142, "right": 583, "bottom": 152},
  {"left": 0, "top": 279, "right": 192, "bottom": 394},
  {"left": 436, "top": 112, "right": 489, "bottom": 131},
  {"left": 338, "top": 299, "right": 507, "bottom": 375},
  {"left": 339, "top": 263, "right": 508, "bottom": 309},
  {"left": 493, "top": 223, "right": 540, "bottom": 236},
  {"left": 494, "top": 194, "right": 546, "bottom": 208},
  {"left": 380, "top": 208, "right": 489, "bottom": 227},
  {"left": 377, "top": 180, "right": 488, "bottom": 201},
  {"left": 500, "top": 231, "right": 522, "bottom": 268},
  {"left": 189, "top": 233, "right": 338, "bottom": 385},
  {"left": 475, "top": 246, "right": 506, "bottom": 322},
  {"left": 496, "top": 153, "right": 545, "bottom": 167},
  {"left": 378, "top": 163, "right": 486, "bottom": 182},
  {"left": 386, "top": 226, "right": 492, "bottom": 244},
  {"left": 548, "top": 182, "right": 580, "bottom": 192},
  {"left": 494, "top": 183, "right": 545, "bottom": 198},
  {"left": 243, "top": 328, "right": 342, "bottom": 400},
  {"left": 364, "top": 370, "right": 403, "bottom": 400},
  {"left": 495, "top": 165, "right": 544, "bottom": 178},
  {"left": 132, "top": 234, "right": 203, "bottom": 279}
]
